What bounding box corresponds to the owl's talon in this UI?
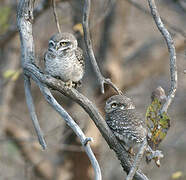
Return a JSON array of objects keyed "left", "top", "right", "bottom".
[
  {"left": 146, "top": 146, "right": 164, "bottom": 166},
  {"left": 64, "top": 81, "right": 73, "bottom": 88},
  {"left": 128, "top": 147, "right": 135, "bottom": 156}
]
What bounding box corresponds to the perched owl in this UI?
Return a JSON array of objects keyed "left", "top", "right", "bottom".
[
  {"left": 105, "top": 95, "right": 147, "bottom": 151},
  {"left": 44, "top": 32, "right": 85, "bottom": 88}
]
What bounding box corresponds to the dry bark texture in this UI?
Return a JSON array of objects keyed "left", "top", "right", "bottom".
[{"left": 0, "top": 0, "right": 186, "bottom": 179}]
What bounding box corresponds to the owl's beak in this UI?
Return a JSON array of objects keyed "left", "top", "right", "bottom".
[{"left": 55, "top": 45, "right": 59, "bottom": 50}]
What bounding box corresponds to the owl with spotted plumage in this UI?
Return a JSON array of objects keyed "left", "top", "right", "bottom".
[
  {"left": 44, "top": 32, "right": 85, "bottom": 87},
  {"left": 105, "top": 95, "right": 147, "bottom": 151}
]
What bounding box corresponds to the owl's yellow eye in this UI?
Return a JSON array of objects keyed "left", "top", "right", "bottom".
[
  {"left": 111, "top": 103, "right": 117, "bottom": 108},
  {"left": 60, "top": 42, "right": 67, "bottom": 46}
]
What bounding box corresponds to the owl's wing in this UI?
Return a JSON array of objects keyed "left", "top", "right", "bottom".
[
  {"left": 75, "top": 47, "right": 85, "bottom": 70},
  {"left": 72, "top": 47, "right": 85, "bottom": 88}
]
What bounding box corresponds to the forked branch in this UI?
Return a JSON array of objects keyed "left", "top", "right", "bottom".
[
  {"left": 82, "top": 0, "right": 121, "bottom": 94},
  {"left": 17, "top": 0, "right": 101, "bottom": 179}
]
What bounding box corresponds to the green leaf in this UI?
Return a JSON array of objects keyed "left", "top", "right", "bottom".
[{"left": 146, "top": 98, "right": 170, "bottom": 149}]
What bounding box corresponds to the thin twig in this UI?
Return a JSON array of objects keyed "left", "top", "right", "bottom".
[
  {"left": 147, "top": 0, "right": 177, "bottom": 114},
  {"left": 17, "top": 0, "right": 102, "bottom": 179},
  {"left": 52, "top": 0, "right": 61, "bottom": 34},
  {"left": 82, "top": 0, "right": 121, "bottom": 94},
  {"left": 126, "top": 140, "right": 147, "bottom": 180},
  {"left": 24, "top": 75, "right": 46, "bottom": 149},
  {"left": 38, "top": 84, "right": 102, "bottom": 180}
]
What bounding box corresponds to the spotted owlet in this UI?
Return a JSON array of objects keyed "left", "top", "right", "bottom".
[
  {"left": 105, "top": 95, "right": 147, "bottom": 151},
  {"left": 44, "top": 32, "right": 85, "bottom": 87}
]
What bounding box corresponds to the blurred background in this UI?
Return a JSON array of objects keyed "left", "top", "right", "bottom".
[{"left": 0, "top": 0, "right": 186, "bottom": 179}]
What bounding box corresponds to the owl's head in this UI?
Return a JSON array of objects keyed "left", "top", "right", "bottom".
[
  {"left": 105, "top": 95, "right": 135, "bottom": 113},
  {"left": 48, "top": 33, "right": 78, "bottom": 55}
]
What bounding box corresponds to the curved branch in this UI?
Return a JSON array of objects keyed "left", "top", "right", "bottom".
[
  {"left": 17, "top": 0, "right": 46, "bottom": 149},
  {"left": 126, "top": 0, "right": 186, "bottom": 38},
  {"left": 24, "top": 63, "right": 149, "bottom": 180},
  {"left": 17, "top": 0, "right": 149, "bottom": 179},
  {"left": 24, "top": 75, "right": 46, "bottom": 149},
  {"left": 82, "top": 0, "right": 121, "bottom": 94},
  {"left": 38, "top": 83, "right": 102, "bottom": 180},
  {"left": 147, "top": 0, "right": 177, "bottom": 114},
  {"left": 17, "top": 0, "right": 102, "bottom": 179}
]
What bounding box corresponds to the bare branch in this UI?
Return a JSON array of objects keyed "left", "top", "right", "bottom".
[
  {"left": 126, "top": 140, "right": 147, "bottom": 180},
  {"left": 147, "top": 0, "right": 177, "bottom": 114},
  {"left": 52, "top": 0, "right": 61, "bottom": 33},
  {"left": 38, "top": 84, "right": 102, "bottom": 180},
  {"left": 17, "top": 0, "right": 150, "bottom": 179},
  {"left": 24, "top": 63, "right": 149, "bottom": 180},
  {"left": 24, "top": 75, "right": 47, "bottom": 149},
  {"left": 17, "top": 0, "right": 46, "bottom": 149},
  {"left": 82, "top": 0, "right": 121, "bottom": 94},
  {"left": 17, "top": 0, "right": 102, "bottom": 179},
  {"left": 126, "top": 0, "right": 186, "bottom": 38}
]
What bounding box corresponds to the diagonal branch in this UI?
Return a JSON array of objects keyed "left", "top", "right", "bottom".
[
  {"left": 17, "top": 0, "right": 102, "bottom": 179},
  {"left": 147, "top": 0, "right": 177, "bottom": 114},
  {"left": 126, "top": 140, "right": 147, "bottom": 180},
  {"left": 38, "top": 82, "right": 102, "bottom": 180},
  {"left": 24, "top": 63, "right": 149, "bottom": 180},
  {"left": 17, "top": 0, "right": 149, "bottom": 179},
  {"left": 82, "top": 0, "right": 121, "bottom": 94}
]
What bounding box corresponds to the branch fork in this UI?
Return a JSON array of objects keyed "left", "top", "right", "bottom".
[{"left": 17, "top": 0, "right": 177, "bottom": 179}]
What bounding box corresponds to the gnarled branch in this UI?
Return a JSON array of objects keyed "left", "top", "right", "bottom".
[{"left": 17, "top": 0, "right": 101, "bottom": 179}]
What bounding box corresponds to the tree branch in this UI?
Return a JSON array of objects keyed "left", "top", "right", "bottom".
[
  {"left": 38, "top": 83, "right": 102, "bottom": 180},
  {"left": 17, "top": 0, "right": 102, "bottom": 179},
  {"left": 52, "top": 0, "right": 61, "bottom": 33},
  {"left": 82, "top": 0, "right": 121, "bottom": 94},
  {"left": 24, "top": 75, "right": 46, "bottom": 149},
  {"left": 17, "top": 0, "right": 46, "bottom": 149},
  {"left": 126, "top": 140, "right": 147, "bottom": 180},
  {"left": 126, "top": 0, "right": 186, "bottom": 38},
  {"left": 24, "top": 63, "right": 149, "bottom": 180},
  {"left": 17, "top": 0, "right": 149, "bottom": 179},
  {"left": 147, "top": 0, "right": 177, "bottom": 114}
]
